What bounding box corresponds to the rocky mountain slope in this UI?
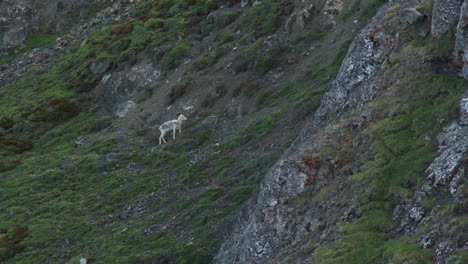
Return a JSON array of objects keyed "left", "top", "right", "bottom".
[{"left": 0, "top": 0, "right": 466, "bottom": 263}]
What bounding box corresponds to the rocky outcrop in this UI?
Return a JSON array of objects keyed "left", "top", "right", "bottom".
[
  {"left": 213, "top": 2, "right": 399, "bottom": 263},
  {"left": 399, "top": 7, "right": 424, "bottom": 25},
  {"left": 453, "top": 0, "right": 468, "bottom": 79},
  {"left": 431, "top": 0, "right": 463, "bottom": 38},
  {"left": 285, "top": 0, "right": 315, "bottom": 33},
  {"left": 0, "top": 0, "right": 97, "bottom": 53},
  {"left": 101, "top": 64, "right": 161, "bottom": 116},
  {"left": 0, "top": 1, "right": 140, "bottom": 87},
  {"left": 393, "top": 89, "right": 468, "bottom": 263}
]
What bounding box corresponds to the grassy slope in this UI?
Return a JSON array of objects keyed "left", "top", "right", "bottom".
[
  {"left": 0, "top": 0, "right": 331, "bottom": 263},
  {"left": 1, "top": 0, "right": 465, "bottom": 263}
]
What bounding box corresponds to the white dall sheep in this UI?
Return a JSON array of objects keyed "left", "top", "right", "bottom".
[{"left": 158, "top": 114, "right": 187, "bottom": 145}]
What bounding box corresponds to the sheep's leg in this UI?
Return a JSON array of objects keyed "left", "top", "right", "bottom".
[
  {"left": 159, "top": 131, "right": 166, "bottom": 145},
  {"left": 173, "top": 126, "right": 176, "bottom": 139}
]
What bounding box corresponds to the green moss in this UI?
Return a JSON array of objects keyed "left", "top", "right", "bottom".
[
  {"left": 193, "top": 49, "right": 223, "bottom": 71},
  {"left": 163, "top": 40, "right": 192, "bottom": 69},
  {"left": 229, "top": 185, "right": 256, "bottom": 204},
  {"left": 0, "top": 159, "right": 21, "bottom": 173},
  {"left": 169, "top": 77, "right": 192, "bottom": 103},
  {"left": 85, "top": 138, "right": 118, "bottom": 154},
  {"left": 0, "top": 226, "right": 29, "bottom": 261},
  {"left": 0, "top": 117, "right": 14, "bottom": 130},
  {"left": 213, "top": 11, "right": 240, "bottom": 28},
  {"left": 216, "top": 33, "right": 235, "bottom": 43},
  {"left": 198, "top": 187, "right": 224, "bottom": 206},
  {"left": 241, "top": 1, "right": 282, "bottom": 36},
  {"left": 219, "top": 113, "right": 281, "bottom": 152},
  {"left": 257, "top": 91, "right": 274, "bottom": 109},
  {"left": 0, "top": 135, "right": 33, "bottom": 153},
  {"left": 291, "top": 28, "right": 327, "bottom": 45}
]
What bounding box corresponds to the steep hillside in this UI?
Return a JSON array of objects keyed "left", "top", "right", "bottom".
[{"left": 0, "top": 0, "right": 466, "bottom": 264}]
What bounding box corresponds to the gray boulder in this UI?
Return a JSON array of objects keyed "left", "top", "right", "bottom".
[
  {"left": 453, "top": 0, "right": 468, "bottom": 79},
  {"left": 90, "top": 58, "right": 111, "bottom": 75},
  {"left": 399, "top": 7, "right": 424, "bottom": 24},
  {"left": 431, "top": 0, "right": 462, "bottom": 38},
  {"left": 102, "top": 64, "right": 161, "bottom": 115}
]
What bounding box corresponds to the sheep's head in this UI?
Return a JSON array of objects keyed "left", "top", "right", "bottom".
[{"left": 178, "top": 114, "right": 187, "bottom": 121}]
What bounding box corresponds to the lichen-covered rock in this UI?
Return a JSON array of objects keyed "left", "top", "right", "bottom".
[
  {"left": 102, "top": 64, "right": 161, "bottom": 116},
  {"left": 431, "top": 0, "right": 462, "bottom": 38},
  {"left": 453, "top": 0, "right": 468, "bottom": 79},
  {"left": 399, "top": 7, "right": 424, "bottom": 24},
  {"left": 90, "top": 58, "right": 111, "bottom": 75},
  {"left": 321, "top": 0, "right": 345, "bottom": 27},
  {"left": 214, "top": 2, "right": 399, "bottom": 263},
  {"left": 0, "top": 0, "right": 101, "bottom": 52},
  {"left": 426, "top": 91, "right": 468, "bottom": 197},
  {"left": 285, "top": 1, "right": 315, "bottom": 33}
]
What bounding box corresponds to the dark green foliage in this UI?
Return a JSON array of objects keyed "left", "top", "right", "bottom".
[
  {"left": 235, "top": 39, "right": 287, "bottom": 74},
  {"left": 163, "top": 40, "right": 192, "bottom": 69},
  {"left": 241, "top": 1, "right": 283, "bottom": 36},
  {"left": 0, "top": 226, "right": 29, "bottom": 261},
  {"left": 85, "top": 138, "right": 118, "bottom": 154},
  {"left": 0, "top": 159, "right": 21, "bottom": 173},
  {"left": 425, "top": 30, "right": 457, "bottom": 59},
  {"left": 312, "top": 39, "right": 352, "bottom": 82},
  {"left": 362, "top": 0, "right": 386, "bottom": 23},
  {"left": 215, "top": 33, "right": 235, "bottom": 43},
  {"left": 198, "top": 187, "right": 224, "bottom": 206},
  {"left": 213, "top": 11, "right": 240, "bottom": 28},
  {"left": 0, "top": 134, "right": 33, "bottom": 153},
  {"left": 193, "top": 49, "right": 223, "bottom": 71},
  {"left": 170, "top": 130, "right": 212, "bottom": 151},
  {"left": 169, "top": 77, "right": 192, "bottom": 103},
  {"left": 229, "top": 185, "right": 255, "bottom": 203},
  {"left": 291, "top": 28, "right": 328, "bottom": 45},
  {"left": 219, "top": 113, "right": 280, "bottom": 152},
  {"left": 256, "top": 91, "right": 273, "bottom": 109},
  {"left": 23, "top": 97, "right": 81, "bottom": 122},
  {"left": 201, "top": 86, "right": 227, "bottom": 108},
  {"left": 0, "top": 117, "right": 14, "bottom": 130}
]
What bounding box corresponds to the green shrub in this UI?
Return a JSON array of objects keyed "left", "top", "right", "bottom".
[
  {"left": 23, "top": 97, "right": 81, "bottom": 122},
  {"left": 0, "top": 226, "right": 29, "bottom": 261},
  {"left": 0, "top": 159, "right": 21, "bottom": 173},
  {"left": 229, "top": 185, "right": 255, "bottom": 204},
  {"left": 198, "top": 187, "right": 224, "bottom": 206},
  {"left": 169, "top": 77, "right": 192, "bottom": 103},
  {"left": 213, "top": 11, "right": 240, "bottom": 28},
  {"left": 216, "top": 33, "right": 235, "bottom": 43},
  {"left": 241, "top": 1, "right": 281, "bottom": 36},
  {"left": 256, "top": 91, "right": 273, "bottom": 109},
  {"left": 219, "top": 113, "right": 280, "bottom": 151},
  {"left": 0, "top": 135, "right": 33, "bottom": 153},
  {"left": 0, "top": 117, "right": 14, "bottom": 130},
  {"left": 163, "top": 40, "right": 192, "bottom": 69}
]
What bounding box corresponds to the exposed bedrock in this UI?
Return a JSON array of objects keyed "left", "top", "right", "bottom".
[
  {"left": 431, "top": 0, "right": 463, "bottom": 38},
  {"left": 453, "top": 0, "right": 468, "bottom": 79},
  {"left": 0, "top": 0, "right": 132, "bottom": 54},
  {"left": 213, "top": 1, "right": 399, "bottom": 263}
]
